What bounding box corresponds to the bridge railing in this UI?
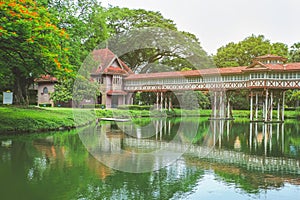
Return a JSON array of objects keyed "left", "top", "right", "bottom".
[{"left": 124, "top": 79, "right": 300, "bottom": 92}]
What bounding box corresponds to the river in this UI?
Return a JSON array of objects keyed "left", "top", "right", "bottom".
[{"left": 0, "top": 117, "right": 299, "bottom": 199}]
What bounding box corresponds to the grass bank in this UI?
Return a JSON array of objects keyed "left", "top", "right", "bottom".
[
  {"left": 0, "top": 106, "right": 93, "bottom": 134},
  {"left": 0, "top": 106, "right": 298, "bottom": 134}
]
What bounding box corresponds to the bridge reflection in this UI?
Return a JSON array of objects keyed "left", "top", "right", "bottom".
[{"left": 79, "top": 118, "right": 300, "bottom": 174}]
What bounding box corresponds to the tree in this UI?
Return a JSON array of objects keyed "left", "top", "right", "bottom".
[
  {"left": 289, "top": 42, "right": 300, "bottom": 62},
  {"left": 41, "top": 0, "right": 108, "bottom": 104},
  {"left": 213, "top": 35, "right": 289, "bottom": 68},
  {"left": 286, "top": 90, "right": 300, "bottom": 107},
  {"left": 197, "top": 91, "right": 210, "bottom": 109},
  {"left": 0, "top": 0, "right": 72, "bottom": 104},
  {"left": 104, "top": 7, "right": 213, "bottom": 73},
  {"left": 181, "top": 91, "right": 199, "bottom": 110}
]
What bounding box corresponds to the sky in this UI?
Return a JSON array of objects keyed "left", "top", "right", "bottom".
[{"left": 101, "top": 0, "right": 300, "bottom": 55}]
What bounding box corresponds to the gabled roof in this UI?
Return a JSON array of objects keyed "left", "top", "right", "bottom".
[
  {"left": 91, "top": 48, "right": 133, "bottom": 76},
  {"left": 243, "top": 60, "right": 269, "bottom": 72}
]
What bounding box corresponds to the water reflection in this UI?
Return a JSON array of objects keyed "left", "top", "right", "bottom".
[
  {"left": 0, "top": 119, "right": 300, "bottom": 199},
  {"left": 79, "top": 118, "right": 201, "bottom": 173}
]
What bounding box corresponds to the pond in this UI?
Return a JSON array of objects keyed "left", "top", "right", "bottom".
[{"left": 0, "top": 118, "right": 300, "bottom": 199}]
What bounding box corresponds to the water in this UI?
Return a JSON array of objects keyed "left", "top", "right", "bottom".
[{"left": 0, "top": 118, "right": 300, "bottom": 199}]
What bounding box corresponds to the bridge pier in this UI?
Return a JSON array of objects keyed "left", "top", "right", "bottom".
[
  {"left": 210, "top": 90, "right": 233, "bottom": 120},
  {"left": 250, "top": 90, "right": 285, "bottom": 123}
]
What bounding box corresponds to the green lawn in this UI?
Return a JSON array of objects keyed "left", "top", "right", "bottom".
[
  {"left": 0, "top": 106, "right": 298, "bottom": 134},
  {"left": 0, "top": 106, "right": 94, "bottom": 133}
]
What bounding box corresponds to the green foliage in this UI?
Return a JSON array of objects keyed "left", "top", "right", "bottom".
[
  {"left": 289, "top": 42, "right": 300, "bottom": 62},
  {"left": 51, "top": 78, "right": 73, "bottom": 103},
  {"left": 213, "top": 35, "right": 289, "bottom": 67},
  {"left": 41, "top": 0, "right": 108, "bottom": 103},
  {"left": 197, "top": 91, "right": 210, "bottom": 109},
  {"left": 285, "top": 89, "right": 300, "bottom": 107},
  {"left": 38, "top": 103, "right": 52, "bottom": 107},
  {"left": 105, "top": 7, "right": 213, "bottom": 73},
  {"left": 181, "top": 91, "right": 199, "bottom": 110},
  {"left": 72, "top": 75, "right": 100, "bottom": 107},
  {"left": 81, "top": 104, "right": 106, "bottom": 109},
  {"left": 229, "top": 90, "right": 249, "bottom": 110},
  {"left": 117, "top": 105, "right": 151, "bottom": 110},
  {"left": 0, "top": 0, "right": 73, "bottom": 104}
]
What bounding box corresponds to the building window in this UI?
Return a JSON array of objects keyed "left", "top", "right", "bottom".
[{"left": 43, "top": 87, "right": 48, "bottom": 94}]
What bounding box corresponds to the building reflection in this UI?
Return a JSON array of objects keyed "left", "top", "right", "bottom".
[
  {"left": 31, "top": 134, "right": 113, "bottom": 181},
  {"left": 90, "top": 118, "right": 295, "bottom": 158},
  {"left": 208, "top": 120, "right": 287, "bottom": 157}
]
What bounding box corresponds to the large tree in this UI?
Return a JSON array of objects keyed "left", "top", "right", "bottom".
[
  {"left": 104, "top": 7, "right": 213, "bottom": 73},
  {"left": 0, "top": 0, "right": 72, "bottom": 104},
  {"left": 213, "top": 35, "right": 289, "bottom": 68},
  {"left": 40, "top": 0, "right": 108, "bottom": 104}
]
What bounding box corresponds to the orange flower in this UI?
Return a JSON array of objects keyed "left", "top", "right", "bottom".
[
  {"left": 54, "top": 58, "right": 61, "bottom": 69},
  {"left": 8, "top": 3, "right": 16, "bottom": 7}
]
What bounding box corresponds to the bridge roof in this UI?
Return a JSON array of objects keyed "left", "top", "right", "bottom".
[{"left": 125, "top": 63, "right": 300, "bottom": 80}]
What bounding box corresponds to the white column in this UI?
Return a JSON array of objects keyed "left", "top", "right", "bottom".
[
  {"left": 250, "top": 91, "right": 253, "bottom": 121},
  {"left": 270, "top": 91, "right": 273, "bottom": 121},
  {"left": 156, "top": 92, "right": 159, "bottom": 110},
  {"left": 160, "top": 119, "right": 163, "bottom": 140},
  {"left": 281, "top": 123, "right": 285, "bottom": 153},
  {"left": 277, "top": 99, "right": 280, "bottom": 121},
  {"left": 165, "top": 94, "right": 168, "bottom": 110},
  {"left": 214, "top": 91, "right": 217, "bottom": 119},
  {"left": 160, "top": 92, "right": 163, "bottom": 111},
  {"left": 282, "top": 91, "right": 285, "bottom": 121},
  {"left": 264, "top": 124, "right": 267, "bottom": 155},
  {"left": 262, "top": 102, "right": 265, "bottom": 119},
  {"left": 226, "top": 120, "right": 230, "bottom": 141},
  {"left": 255, "top": 92, "right": 258, "bottom": 120},
  {"left": 249, "top": 123, "right": 252, "bottom": 151},
  {"left": 227, "top": 98, "right": 230, "bottom": 119},
  {"left": 169, "top": 96, "right": 172, "bottom": 111},
  {"left": 265, "top": 89, "right": 269, "bottom": 122},
  {"left": 269, "top": 124, "right": 272, "bottom": 152},
  {"left": 219, "top": 92, "right": 223, "bottom": 118},
  {"left": 168, "top": 120, "right": 171, "bottom": 135}
]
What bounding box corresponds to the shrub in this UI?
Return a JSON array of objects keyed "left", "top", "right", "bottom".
[
  {"left": 82, "top": 104, "right": 106, "bottom": 109},
  {"left": 117, "top": 105, "right": 151, "bottom": 110},
  {"left": 39, "top": 103, "right": 52, "bottom": 107}
]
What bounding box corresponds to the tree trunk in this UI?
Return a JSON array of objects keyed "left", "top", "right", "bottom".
[{"left": 13, "top": 67, "right": 29, "bottom": 105}]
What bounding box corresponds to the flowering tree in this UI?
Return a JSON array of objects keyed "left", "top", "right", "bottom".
[{"left": 0, "top": 0, "right": 73, "bottom": 104}]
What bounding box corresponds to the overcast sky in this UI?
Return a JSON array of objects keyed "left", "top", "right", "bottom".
[{"left": 101, "top": 0, "right": 300, "bottom": 55}]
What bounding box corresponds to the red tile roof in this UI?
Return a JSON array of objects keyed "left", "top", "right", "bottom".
[
  {"left": 103, "top": 66, "right": 128, "bottom": 75},
  {"left": 91, "top": 48, "right": 133, "bottom": 75},
  {"left": 254, "top": 54, "right": 287, "bottom": 61},
  {"left": 35, "top": 75, "right": 57, "bottom": 82},
  {"left": 106, "top": 90, "right": 127, "bottom": 95},
  {"left": 125, "top": 63, "right": 300, "bottom": 80}
]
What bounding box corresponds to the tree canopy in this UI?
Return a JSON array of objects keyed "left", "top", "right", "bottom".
[
  {"left": 289, "top": 42, "right": 300, "bottom": 62},
  {"left": 213, "top": 35, "right": 289, "bottom": 68},
  {"left": 0, "top": 0, "right": 73, "bottom": 104},
  {"left": 104, "top": 7, "right": 213, "bottom": 73}
]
